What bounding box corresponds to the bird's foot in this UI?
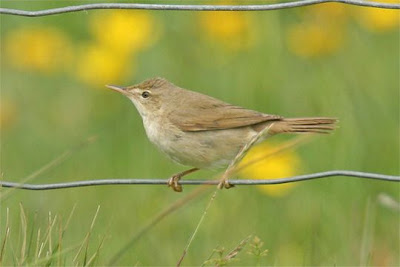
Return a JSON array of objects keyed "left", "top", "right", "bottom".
[
  {"left": 167, "top": 168, "right": 199, "bottom": 192},
  {"left": 217, "top": 178, "right": 235, "bottom": 190},
  {"left": 167, "top": 174, "right": 183, "bottom": 192}
]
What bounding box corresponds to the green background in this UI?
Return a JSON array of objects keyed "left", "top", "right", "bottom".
[{"left": 0, "top": 1, "right": 399, "bottom": 265}]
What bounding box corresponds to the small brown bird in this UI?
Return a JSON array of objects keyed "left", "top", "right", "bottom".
[{"left": 107, "top": 77, "right": 336, "bottom": 192}]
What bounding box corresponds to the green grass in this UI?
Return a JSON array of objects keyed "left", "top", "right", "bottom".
[{"left": 1, "top": 2, "right": 399, "bottom": 265}]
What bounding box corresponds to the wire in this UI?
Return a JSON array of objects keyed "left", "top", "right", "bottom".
[
  {"left": 1, "top": 170, "right": 398, "bottom": 191},
  {"left": 0, "top": 0, "right": 398, "bottom": 17}
]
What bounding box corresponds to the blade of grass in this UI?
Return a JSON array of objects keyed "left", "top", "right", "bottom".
[
  {"left": 57, "top": 218, "right": 63, "bottom": 266},
  {"left": 179, "top": 126, "right": 302, "bottom": 264},
  {"left": 63, "top": 204, "right": 77, "bottom": 234},
  {"left": 50, "top": 204, "right": 77, "bottom": 258},
  {"left": 108, "top": 185, "right": 211, "bottom": 265},
  {"left": 85, "top": 233, "right": 106, "bottom": 266},
  {"left": 177, "top": 189, "right": 218, "bottom": 266},
  {"left": 177, "top": 126, "right": 270, "bottom": 264},
  {"left": 83, "top": 205, "right": 101, "bottom": 266},
  {"left": 110, "top": 136, "right": 311, "bottom": 265},
  {"left": 33, "top": 242, "right": 82, "bottom": 266},
  {"left": 73, "top": 205, "right": 100, "bottom": 265},
  {"left": 26, "top": 211, "right": 38, "bottom": 264},
  {"left": 36, "top": 212, "right": 57, "bottom": 261},
  {"left": 218, "top": 124, "right": 273, "bottom": 189},
  {"left": 1, "top": 136, "right": 97, "bottom": 200},
  {"left": 360, "top": 198, "right": 376, "bottom": 266},
  {"left": 34, "top": 228, "right": 41, "bottom": 264},
  {"left": 232, "top": 135, "right": 310, "bottom": 174},
  {"left": 43, "top": 212, "right": 58, "bottom": 266},
  {"left": 0, "top": 207, "right": 10, "bottom": 264},
  {"left": 18, "top": 203, "right": 27, "bottom": 265},
  {"left": 48, "top": 212, "right": 54, "bottom": 258}
]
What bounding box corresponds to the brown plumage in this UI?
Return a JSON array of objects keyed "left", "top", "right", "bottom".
[{"left": 107, "top": 77, "right": 337, "bottom": 192}]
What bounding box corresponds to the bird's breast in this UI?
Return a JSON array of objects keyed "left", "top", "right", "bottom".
[
  {"left": 141, "top": 115, "right": 261, "bottom": 169},
  {"left": 142, "top": 116, "right": 166, "bottom": 145}
]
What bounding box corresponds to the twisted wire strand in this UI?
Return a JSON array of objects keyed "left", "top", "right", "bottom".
[
  {"left": 0, "top": 0, "right": 399, "bottom": 17},
  {"left": 0, "top": 170, "right": 398, "bottom": 191}
]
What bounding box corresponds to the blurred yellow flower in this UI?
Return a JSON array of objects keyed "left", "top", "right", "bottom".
[
  {"left": 238, "top": 142, "right": 301, "bottom": 197},
  {"left": 286, "top": 22, "right": 344, "bottom": 58},
  {"left": 76, "top": 44, "right": 131, "bottom": 87},
  {"left": 302, "top": 3, "right": 349, "bottom": 21},
  {"left": 356, "top": 0, "right": 399, "bottom": 32},
  {"left": 286, "top": 3, "right": 349, "bottom": 58},
  {"left": 0, "top": 99, "right": 18, "bottom": 130},
  {"left": 4, "top": 26, "right": 72, "bottom": 73},
  {"left": 199, "top": 11, "right": 256, "bottom": 50},
  {"left": 76, "top": 10, "right": 159, "bottom": 87},
  {"left": 89, "top": 10, "right": 158, "bottom": 54}
]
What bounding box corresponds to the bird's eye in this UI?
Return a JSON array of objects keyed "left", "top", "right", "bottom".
[{"left": 141, "top": 91, "right": 150, "bottom": 98}]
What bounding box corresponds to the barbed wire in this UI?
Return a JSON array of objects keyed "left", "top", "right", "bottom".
[
  {"left": 0, "top": 0, "right": 398, "bottom": 17},
  {"left": 0, "top": 170, "right": 398, "bottom": 191}
]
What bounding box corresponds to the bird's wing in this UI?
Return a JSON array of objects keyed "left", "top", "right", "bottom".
[{"left": 169, "top": 93, "right": 282, "bottom": 132}]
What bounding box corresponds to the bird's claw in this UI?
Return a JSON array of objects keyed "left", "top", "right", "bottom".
[
  {"left": 167, "top": 175, "right": 183, "bottom": 192},
  {"left": 217, "top": 179, "right": 234, "bottom": 190}
]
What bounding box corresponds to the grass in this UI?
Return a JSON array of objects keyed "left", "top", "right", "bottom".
[{"left": 0, "top": 203, "right": 105, "bottom": 266}]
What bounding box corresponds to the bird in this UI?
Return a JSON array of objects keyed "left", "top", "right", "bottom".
[{"left": 106, "top": 77, "right": 337, "bottom": 192}]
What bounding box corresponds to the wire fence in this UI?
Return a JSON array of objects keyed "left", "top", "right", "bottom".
[
  {"left": 1, "top": 170, "right": 399, "bottom": 191},
  {"left": 0, "top": 0, "right": 399, "bottom": 17},
  {"left": 0, "top": 1, "right": 398, "bottom": 191}
]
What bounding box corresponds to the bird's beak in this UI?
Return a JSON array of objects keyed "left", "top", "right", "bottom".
[{"left": 106, "top": 85, "right": 128, "bottom": 95}]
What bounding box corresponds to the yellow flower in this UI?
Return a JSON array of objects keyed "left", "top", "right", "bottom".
[
  {"left": 356, "top": 0, "right": 399, "bottom": 32},
  {"left": 286, "top": 22, "right": 344, "bottom": 58},
  {"left": 302, "top": 3, "right": 349, "bottom": 21},
  {"left": 89, "top": 10, "right": 158, "bottom": 54},
  {"left": 238, "top": 142, "right": 301, "bottom": 197},
  {"left": 286, "top": 3, "right": 349, "bottom": 58},
  {"left": 199, "top": 11, "right": 256, "bottom": 50},
  {"left": 76, "top": 10, "right": 158, "bottom": 87},
  {"left": 76, "top": 44, "right": 132, "bottom": 87},
  {"left": 4, "top": 26, "right": 72, "bottom": 73}
]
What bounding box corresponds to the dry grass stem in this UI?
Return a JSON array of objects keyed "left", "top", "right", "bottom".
[
  {"left": 37, "top": 212, "right": 57, "bottom": 260},
  {"left": 18, "top": 203, "right": 27, "bottom": 265},
  {"left": 34, "top": 228, "right": 41, "bottom": 263},
  {"left": 202, "top": 235, "right": 252, "bottom": 266},
  {"left": 0, "top": 208, "right": 10, "bottom": 264},
  {"left": 360, "top": 198, "right": 375, "bottom": 266},
  {"left": 57, "top": 219, "right": 62, "bottom": 266},
  {"left": 108, "top": 186, "right": 210, "bottom": 265},
  {"left": 177, "top": 189, "right": 218, "bottom": 266},
  {"left": 177, "top": 133, "right": 309, "bottom": 265},
  {"left": 232, "top": 135, "right": 310, "bottom": 174},
  {"left": 86, "top": 234, "right": 106, "bottom": 266},
  {"left": 73, "top": 205, "right": 100, "bottom": 265},
  {"left": 1, "top": 136, "right": 97, "bottom": 200},
  {"left": 218, "top": 124, "right": 273, "bottom": 189},
  {"left": 224, "top": 235, "right": 252, "bottom": 261}
]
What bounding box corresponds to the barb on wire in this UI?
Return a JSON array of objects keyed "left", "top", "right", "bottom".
[
  {"left": 0, "top": 170, "right": 398, "bottom": 191},
  {"left": 0, "top": 0, "right": 398, "bottom": 17}
]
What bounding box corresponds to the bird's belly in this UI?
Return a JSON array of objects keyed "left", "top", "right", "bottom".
[{"left": 143, "top": 118, "right": 258, "bottom": 169}]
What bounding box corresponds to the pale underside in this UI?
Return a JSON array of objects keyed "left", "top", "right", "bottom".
[
  {"left": 137, "top": 86, "right": 282, "bottom": 169},
  {"left": 129, "top": 81, "right": 335, "bottom": 169},
  {"left": 142, "top": 113, "right": 275, "bottom": 169}
]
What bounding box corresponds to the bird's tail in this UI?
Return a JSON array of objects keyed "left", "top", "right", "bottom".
[{"left": 269, "top": 117, "right": 338, "bottom": 135}]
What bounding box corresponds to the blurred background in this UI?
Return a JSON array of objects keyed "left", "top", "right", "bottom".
[{"left": 0, "top": 0, "right": 399, "bottom": 265}]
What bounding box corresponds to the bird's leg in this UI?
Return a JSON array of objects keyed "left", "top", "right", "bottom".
[
  {"left": 217, "top": 177, "right": 235, "bottom": 190},
  {"left": 168, "top": 168, "right": 199, "bottom": 192}
]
